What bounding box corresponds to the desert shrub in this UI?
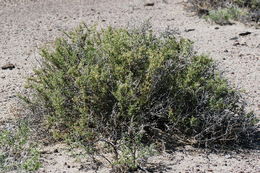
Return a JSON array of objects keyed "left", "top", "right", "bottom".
[
  {"left": 188, "top": 0, "right": 228, "bottom": 10},
  {"left": 188, "top": 0, "right": 260, "bottom": 24},
  {"left": 189, "top": 0, "right": 260, "bottom": 10},
  {"left": 0, "top": 121, "right": 41, "bottom": 172},
  {"left": 23, "top": 24, "right": 257, "bottom": 170},
  {"left": 204, "top": 7, "right": 247, "bottom": 25},
  {"left": 233, "top": 0, "right": 260, "bottom": 10}
]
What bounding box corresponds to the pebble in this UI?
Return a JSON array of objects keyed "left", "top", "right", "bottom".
[
  {"left": 1, "top": 63, "right": 15, "bottom": 70},
  {"left": 239, "top": 32, "right": 252, "bottom": 36},
  {"left": 185, "top": 28, "right": 195, "bottom": 32},
  {"left": 230, "top": 37, "right": 239, "bottom": 40},
  {"left": 144, "top": 2, "right": 155, "bottom": 7},
  {"left": 233, "top": 42, "right": 240, "bottom": 46},
  {"left": 225, "top": 154, "right": 231, "bottom": 159}
]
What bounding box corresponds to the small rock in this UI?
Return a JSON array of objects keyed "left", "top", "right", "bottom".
[
  {"left": 53, "top": 149, "right": 59, "bottom": 153},
  {"left": 239, "top": 32, "right": 251, "bottom": 36},
  {"left": 215, "top": 27, "right": 219, "bottom": 30},
  {"left": 144, "top": 2, "right": 155, "bottom": 7},
  {"left": 1, "top": 63, "right": 15, "bottom": 70},
  {"left": 223, "top": 57, "right": 226, "bottom": 60},
  {"left": 167, "top": 18, "right": 175, "bottom": 21},
  {"left": 233, "top": 42, "right": 247, "bottom": 46},
  {"left": 185, "top": 28, "right": 195, "bottom": 32},
  {"left": 79, "top": 165, "right": 84, "bottom": 171},
  {"left": 230, "top": 37, "right": 238, "bottom": 40},
  {"left": 233, "top": 42, "right": 240, "bottom": 46},
  {"left": 40, "top": 150, "right": 49, "bottom": 154},
  {"left": 224, "top": 49, "right": 228, "bottom": 53},
  {"left": 225, "top": 154, "right": 231, "bottom": 159},
  {"left": 240, "top": 42, "right": 248, "bottom": 46}
]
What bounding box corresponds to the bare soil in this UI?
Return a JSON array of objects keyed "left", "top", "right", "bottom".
[{"left": 0, "top": 0, "right": 259, "bottom": 172}]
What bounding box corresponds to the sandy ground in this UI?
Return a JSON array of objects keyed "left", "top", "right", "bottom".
[{"left": 0, "top": 0, "right": 259, "bottom": 172}]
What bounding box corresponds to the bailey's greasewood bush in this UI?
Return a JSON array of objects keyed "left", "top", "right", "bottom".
[
  {"left": 23, "top": 24, "right": 257, "bottom": 170},
  {"left": 189, "top": 0, "right": 260, "bottom": 11},
  {"left": 189, "top": 0, "right": 260, "bottom": 24},
  {"left": 204, "top": 7, "right": 247, "bottom": 25}
]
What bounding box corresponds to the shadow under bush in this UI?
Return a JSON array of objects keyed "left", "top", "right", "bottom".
[{"left": 22, "top": 24, "right": 258, "bottom": 169}]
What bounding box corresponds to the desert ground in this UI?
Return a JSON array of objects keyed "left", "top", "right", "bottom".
[{"left": 0, "top": 0, "right": 259, "bottom": 172}]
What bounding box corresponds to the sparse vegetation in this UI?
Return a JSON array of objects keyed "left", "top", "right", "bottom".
[
  {"left": 0, "top": 121, "right": 41, "bottom": 172},
  {"left": 21, "top": 24, "right": 258, "bottom": 171},
  {"left": 189, "top": 0, "right": 260, "bottom": 24},
  {"left": 233, "top": 0, "right": 260, "bottom": 10},
  {"left": 204, "top": 7, "right": 247, "bottom": 25}
]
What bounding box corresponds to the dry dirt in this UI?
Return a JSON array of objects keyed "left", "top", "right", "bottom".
[{"left": 0, "top": 0, "right": 259, "bottom": 172}]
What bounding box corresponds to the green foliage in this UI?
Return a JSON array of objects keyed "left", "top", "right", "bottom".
[
  {"left": 112, "top": 131, "right": 156, "bottom": 170},
  {"left": 189, "top": 0, "right": 260, "bottom": 10},
  {"left": 232, "top": 0, "right": 260, "bottom": 10},
  {"left": 23, "top": 24, "right": 257, "bottom": 170},
  {"left": 205, "top": 7, "right": 247, "bottom": 25},
  {"left": 189, "top": 0, "right": 260, "bottom": 24},
  {"left": 0, "top": 121, "right": 41, "bottom": 172}
]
